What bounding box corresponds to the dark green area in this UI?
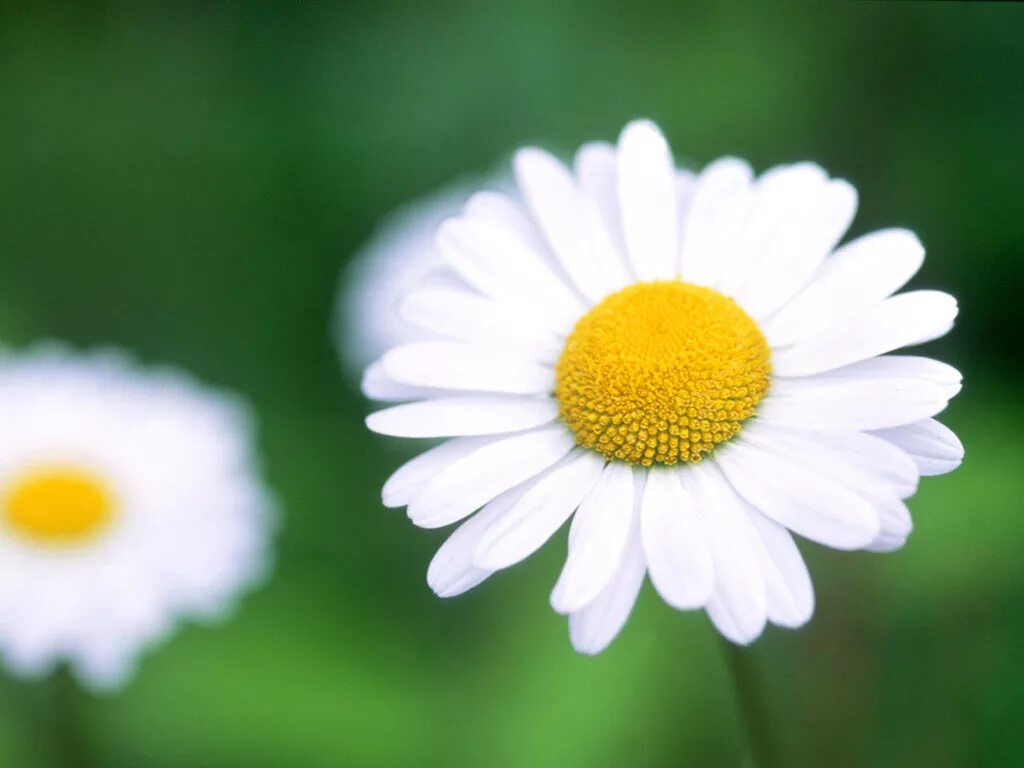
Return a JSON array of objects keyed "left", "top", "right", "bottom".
[{"left": 0, "top": 2, "right": 1021, "bottom": 766}]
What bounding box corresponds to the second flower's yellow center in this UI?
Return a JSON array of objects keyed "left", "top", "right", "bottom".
[
  {"left": 2, "top": 466, "right": 116, "bottom": 545},
  {"left": 555, "top": 281, "right": 771, "bottom": 466}
]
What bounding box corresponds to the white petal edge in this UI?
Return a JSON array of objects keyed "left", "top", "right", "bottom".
[
  {"left": 568, "top": 477, "right": 646, "bottom": 655},
  {"left": 407, "top": 425, "right": 575, "bottom": 528},
  {"left": 382, "top": 342, "right": 555, "bottom": 396},
  {"left": 427, "top": 481, "right": 533, "bottom": 598},
  {"left": 514, "top": 147, "right": 631, "bottom": 303},
  {"left": 551, "top": 461, "right": 635, "bottom": 614},
  {"left": 473, "top": 449, "right": 605, "bottom": 571},
  {"left": 677, "top": 157, "right": 754, "bottom": 288},
  {"left": 714, "top": 439, "right": 880, "bottom": 550},
  {"left": 366, "top": 396, "right": 559, "bottom": 438},
  {"left": 735, "top": 178, "right": 858, "bottom": 320},
  {"left": 381, "top": 436, "right": 494, "bottom": 508},
  {"left": 759, "top": 356, "right": 961, "bottom": 432},
  {"left": 869, "top": 418, "right": 964, "bottom": 477},
  {"left": 640, "top": 467, "right": 713, "bottom": 610},
  {"left": 772, "top": 290, "right": 958, "bottom": 377},
  {"left": 686, "top": 462, "right": 768, "bottom": 645},
  {"left": 762, "top": 228, "right": 925, "bottom": 347},
  {"left": 617, "top": 120, "right": 679, "bottom": 281},
  {"left": 399, "top": 286, "right": 562, "bottom": 364}
]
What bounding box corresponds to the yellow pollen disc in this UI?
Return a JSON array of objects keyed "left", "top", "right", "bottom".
[
  {"left": 3, "top": 467, "right": 116, "bottom": 545},
  {"left": 555, "top": 280, "right": 771, "bottom": 466}
]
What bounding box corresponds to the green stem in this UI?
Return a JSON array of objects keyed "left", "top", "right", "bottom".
[
  {"left": 50, "top": 666, "right": 93, "bottom": 768},
  {"left": 719, "top": 639, "right": 781, "bottom": 768}
]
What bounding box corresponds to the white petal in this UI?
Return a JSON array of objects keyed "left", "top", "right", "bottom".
[
  {"left": 408, "top": 425, "right": 575, "bottom": 528},
  {"left": 514, "top": 148, "right": 631, "bottom": 303},
  {"left": 617, "top": 120, "right": 679, "bottom": 280},
  {"left": 686, "top": 462, "right": 768, "bottom": 644},
  {"left": 735, "top": 178, "right": 857, "bottom": 319},
  {"left": 772, "top": 290, "right": 958, "bottom": 377},
  {"left": 362, "top": 360, "right": 447, "bottom": 402},
  {"left": 463, "top": 191, "right": 548, "bottom": 255},
  {"left": 574, "top": 142, "right": 629, "bottom": 270},
  {"left": 762, "top": 228, "right": 925, "bottom": 347},
  {"left": 866, "top": 498, "right": 913, "bottom": 553},
  {"left": 677, "top": 157, "right": 754, "bottom": 288},
  {"left": 427, "top": 482, "right": 532, "bottom": 598},
  {"left": 714, "top": 439, "right": 880, "bottom": 550},
  {"left": 744, "top": 420, "right": 919, "bottom": 499},
  {"left": 717, "top": 163, "right": 829, "bottom": 297},
  {"left": 399, "top": 286, "right": 562, "bottom": 363},
  {"left": 870, "top": 418, "right": 964, "bottom": 477},
  {"left": 436, "top": 216, "right": 583, "bottom": 332},
  {"left": 367, "top": 396, "right": 558, "bottom": 438},
  {"left": 551, "top": 461, "right": 635, "bottom": 614},
  {"left": 759, "top": 356, "right": 961, "bottom": 432},
  {"left": 640, "top": 467, "right": 713, "bottom": 610},
  {"left": 381, "top": 436, "right": 493, "bottom": 508},
  {"left": 568, "top": 485, "right": 646, "bottom": 655},
  {"left": 746, "top": 509, "right": 814, "bottom": 628},
  {"left": 473, "top": 449, "right": 605, "bottom": 571},
  {"left": 382, "top": 342, "right": 554, "bottom": 395}
]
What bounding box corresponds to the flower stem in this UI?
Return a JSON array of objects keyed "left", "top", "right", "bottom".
[
  {"left": 50, "top": 666, "right": 93, "bottom": 768},
  {"left": 719, "top": 638, "right": 781, "bottom": 768}
]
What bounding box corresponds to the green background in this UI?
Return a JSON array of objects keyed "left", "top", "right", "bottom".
[{"left": 1, "top": 2, "right": 1022, "bottom": 766}]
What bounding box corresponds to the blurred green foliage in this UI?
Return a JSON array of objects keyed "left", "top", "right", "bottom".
[{"left": 0, "top": 1, "right": 1022, "bottom": 766}]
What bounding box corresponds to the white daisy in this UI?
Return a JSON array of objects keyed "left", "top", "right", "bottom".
[
  {"left": 0, "top": 345, "right": 274, "bottom": 690},
  {"left": 362, "top": 119, "right": 963, "bottom": 653}
]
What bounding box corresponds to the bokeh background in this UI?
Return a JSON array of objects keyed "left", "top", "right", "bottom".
[{"left": 1, "top": 1, "right": 1022, "bottom": 766}]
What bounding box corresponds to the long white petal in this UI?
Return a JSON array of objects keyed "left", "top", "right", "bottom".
[
  {"left": 762, "top": 228, "right": 925, "bottom": 347},
  {"left": 382, "top": 342, "right": 554, "bottom": 395},
  {"left": 381, "top": 437, "right": 494, "bottom": 508},
  {"left": 367, "top": 396, "right": 559, "bottom": 438},
  {"left": 686, "top": 462, "right": 768, "bottom": 644},
  {"left": 617, "top": 120, "right": 679, "bottom": 280},
  {"left": 551, "top": 461, "right": 635, "bottom": 614},
  {"left": 714, "top": 440, "right": 880, "bottom": 550},
  {"left": 869, "top": 418, "right": 964, "bottom": 477},
  {"left": 677, "top": 157, "right": 754, "bottom": 288},
  {"left": 463, "top": 191, "right": 548, "bottom": 255},
  {"left": 772, "top": 290, "right": 958, "bottom": 377},
  {"left": 568, "top": 483, "right": 646, "bottom": 655},
  {"left": 514, "top": 148, "right": 631, "bottom": 303},
  {"left": 717, "top": 163, "right": 829, "bottom": 297},
  {"left": 736, "top": 178, "right": 857, "bottom": 319},
  {"left": 758, "top": 358, "right": 961, "bottom": 432},
  {"left": 399, "top": 287, "right": 562, "bottom": 363},
  {"left": 746, "top": 509, "right": 814, "bottom": 628},
  {"left": 640, "top": 467, "right": 713, "bottom": 610},
  {"left": 362, "top": 360, "right": 449, "bottom": 402},
  {"left": 408, "top": 426, "right": 575, "bottom": 528},
  {"left": 427, "top": 482, "right": 533, "bottom": 598},
  {"left": 436, "top": 216, "right": 584, "bottom": 332},
  {"left": 743, "top": 420, "right": 919, "bottom": 499},
  {"left": 473, "top": 449, "right": 605, "bottom": 570},
  {"left": 574, "top": 141, "right": 629, "bottom": 273}
]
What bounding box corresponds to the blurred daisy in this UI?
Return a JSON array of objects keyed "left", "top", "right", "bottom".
[
  {"left": 0, "top": 345, "right": 274, "bottom": 690},
  {"left": 362, "top": 119, "right": 963, "bottom": 653}
]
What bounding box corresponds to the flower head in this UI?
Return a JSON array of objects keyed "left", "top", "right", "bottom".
[
  {"left": 0, "top": 345, "right": 275, "bottom": 689},
  {"left": 362, "top": 119, "right": 963, "bottom": 653}
]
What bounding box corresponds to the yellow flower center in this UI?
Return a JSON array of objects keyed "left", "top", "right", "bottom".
[
  {"left": 555, "top": 280, "right": 771, "bottom": 466},
  {"left": 3, "top": 466, "right": 116, "bottom": 545}
]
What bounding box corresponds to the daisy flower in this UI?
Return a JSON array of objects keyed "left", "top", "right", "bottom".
[
  {"left": 362, "top": 119, "right": 963, "bottom": 653},
  {"left": 0, "top": 345, "right": 274, "bottom": 690}
]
